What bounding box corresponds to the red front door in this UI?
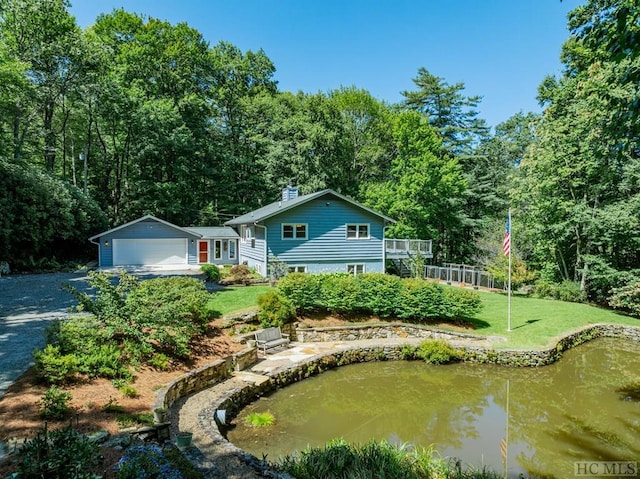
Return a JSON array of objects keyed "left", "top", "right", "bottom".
[{"left": 198, "top": 241, "right": 209, "bottom": 263}]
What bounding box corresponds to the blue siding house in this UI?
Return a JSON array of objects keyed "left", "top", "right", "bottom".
[
  {"left": 89, "top": 215, "right": 239, "bottom": 268},
  {"left": 224, "top": 188, "right": 395, "bottom": 276},
  {"left": 89, "top": 189, "right": 421, "bottom": 275}
]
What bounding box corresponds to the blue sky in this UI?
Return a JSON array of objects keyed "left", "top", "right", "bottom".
[{"left": 69, "top": 0, "right": 583, "bottom": 129}]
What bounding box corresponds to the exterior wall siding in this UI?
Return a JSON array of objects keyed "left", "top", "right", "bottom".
[
  {"left": 98, "top": 219, "right": 200, "bottom": 267},
  {"left": 202, "top": 239, "right": 239, "bottom": 266},
  {"left": 265, "top": 199, "right": 385, "bottom": 273},
  {"left": 238, "top": 225, "right": 267, "bottom": 275},
  {"left": 96, "top": 219, "right": 242, "bottom": 268}
]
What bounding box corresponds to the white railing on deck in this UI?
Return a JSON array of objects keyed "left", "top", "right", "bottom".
[{"left": 385, "top": 239, "right": 433, "bottom": 257}]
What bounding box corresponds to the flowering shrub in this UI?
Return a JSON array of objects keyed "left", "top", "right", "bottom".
[
  {"left": 115, "top": 444, "right": 202, "bottom": 479},
  {"left": 116, "top": 445, "right": 181, "bottom": 479}
]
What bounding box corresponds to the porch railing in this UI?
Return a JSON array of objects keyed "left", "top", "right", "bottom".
[{"left": 385, "top": 239, "right": 433, "bottom": 258}]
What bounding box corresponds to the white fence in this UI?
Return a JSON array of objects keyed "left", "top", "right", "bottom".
[{"left": 424, "top": 263, "right": 503, "bottom": 289}]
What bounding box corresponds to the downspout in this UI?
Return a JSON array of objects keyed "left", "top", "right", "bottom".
[
  {"left": 89, "top": 237, "right": 101, "bottom": 268},
  {"left": 382, "top": 224, "right": 390, "bottom": 274},
  {"left": 257, "top": 222, "right": 267, "bottom": 278}
]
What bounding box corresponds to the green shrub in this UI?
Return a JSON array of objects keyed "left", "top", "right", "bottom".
[
  {"left": 78, "top": 343, "right": 130, "bottom": 379},
  {"left": 201, "top": 263, "right": 221, "bottom": 282},
  {"left": 37, "top": 386, "right": 72, "bottom": 420},
  {"left": 535, "top": 280, "right": 586, "bottom": 303},
  {"left": 356, "top": 273, "right": 403, "bottom": 317},
  {"left": 584, "top": 257, "right": 640, "bottom": 305},
  {"left": 414, "top": 340, "right": 462, "bottom": 364},
  {"left": 277, "top": 273, "right": 482, "bottom": 322},
  {"left": 257, "top": 289, "right": 296, "bottom": 327},
  {"left": 609, "top": 281, "right": 640, "bottom": 317},
  {"left": 33, "top": 344, "right": 80, "bottom": 384},
  {"left": 116, "top": 412, "right": 154, "bottom": 428},
  {"left": 279, "top": 439, "right": 450, "bottom": 479},
  {"left": 119, "top": 384, "right": 139, "bottom": 398},
  {"left": 277, "top": 273, "right": 322, "bottom": 313},
  {"left": 67, "top": 272, "right": 212, "bottom": 362},
  {"left": 149, "top": 352, "right": 171, "bottom": 370},
  {"left": 320, "top": 273, "right": 361, "bottom": 314},
  {"left": 16, "top": 424, "right": 102, "bottom": 479},
  {"left": 397, "top": 279, "right": 443, "bottom": 320},
  {"left": 441, "top": 287, "right": 483, "bottom": 319},
  {"left": 246, "top": 411, "right": 275, "bottom": 427},
  {"left": 102, "top": 397, "right": 125, "bottom": 413}
]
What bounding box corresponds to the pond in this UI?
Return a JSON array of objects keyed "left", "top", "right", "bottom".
[{"left": 228, "top": 338, "right": 640, "bottom": 478}]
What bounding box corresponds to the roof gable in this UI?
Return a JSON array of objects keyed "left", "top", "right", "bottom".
[
  {"left": 224, "top": 189, "right": 395, "bottom": 226},
  {"left": 89, "top": 215, "right": 201, "bottom": 241}
]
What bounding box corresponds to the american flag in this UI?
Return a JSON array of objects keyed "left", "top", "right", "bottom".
[{"left": 503, "top": 214, "right": 511, "bottom": 257}]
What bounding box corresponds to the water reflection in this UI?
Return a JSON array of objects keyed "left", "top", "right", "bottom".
[{"left": 228, "top": 338, "right": 640, "bottom": 478}]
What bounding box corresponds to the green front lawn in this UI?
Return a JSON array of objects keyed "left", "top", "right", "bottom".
[
  {"left": 207, "top": 284, "right": 272, "bottom": 316},
  {"left": 206, "top": 283, "right": 640, "bottom": 351},
  {"left": 466, "top": 290, "right": 640, "bottom": 349}
]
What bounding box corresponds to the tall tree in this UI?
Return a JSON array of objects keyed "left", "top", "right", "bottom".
[
  {"left": 401, "top": 67, "right": 489, "bottom": 157},
  {"left": 514, "top": 0, "right": 640, "bottom": 284},
  {"left": 0, "top": 0, "right": 85, "bottom": 171},
  {"left": 363, "top": 111, "right": 467, "bottom": 262}
]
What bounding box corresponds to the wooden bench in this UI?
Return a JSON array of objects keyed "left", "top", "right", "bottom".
[{"left": 255, "top": 327, "right": 290, "bottom": 355}]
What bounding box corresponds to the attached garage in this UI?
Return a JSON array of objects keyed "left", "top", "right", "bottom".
[
  {"left": 112, "top": 238, "right": 187, "bottom": 266},
  {"left": 90, "top": 215, "right": 239, "bottom": 268}
]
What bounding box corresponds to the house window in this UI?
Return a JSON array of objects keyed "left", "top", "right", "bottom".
[
  {"left": 282, "top": 223, "right": 307, "bottom": 240},
  {"left": 241, "top": 225, "right": 253, "bottom": 244},
  {"left": 228, "top": 240, "right": 236, "bottom": 260},
  {"left": 288, "top": 265, "right": 307, "bottom": 273},
  {"left": 214, "top": 240, "right": 222, "bottom": 260},
  {"left": 346, "top": 224, "right": 370, "bottom": 239},
  {"left": 347, "top": 264, "right": 365, "bottom": 276}
]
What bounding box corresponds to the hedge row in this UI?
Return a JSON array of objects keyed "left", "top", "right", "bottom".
[{"left": 277, "top": 273, "right": 482, "bottom": 321}]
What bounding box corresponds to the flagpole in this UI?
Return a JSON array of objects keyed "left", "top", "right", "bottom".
[{"left": 507, "top": 209, "right": 512, "bottom": 332}]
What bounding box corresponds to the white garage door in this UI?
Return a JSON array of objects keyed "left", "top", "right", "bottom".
[{"left": 113, "top": 239, "right": 188, "bottom": 266}]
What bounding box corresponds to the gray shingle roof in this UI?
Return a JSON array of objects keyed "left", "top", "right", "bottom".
[
  {"left": 184, "top": 226, "right": 239, "bottom": 238},
  {"left": 224, "top": 189, "right": 395, "bottom": 226}
]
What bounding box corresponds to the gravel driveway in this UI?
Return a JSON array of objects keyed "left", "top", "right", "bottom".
[
  {"left": 0, "top": 272, "right": 92, "bottom": 399},
  {"left": 0, "top": 267, "right": 205, "bottom": 400}
]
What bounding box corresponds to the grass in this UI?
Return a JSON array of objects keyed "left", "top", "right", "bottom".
[
  {"left": 206, "top": 281, "right": 640, "bottom": 350},
  {"left": 462, "top": 289, "right": 640, "bottom": 349},
  {"left": 246, "top": 411, "right": 275, "bottom": 427},
  {"left": 207, "top": 285, "right": 271, "bottom": 316},
  {"left": 278, "top": 438, "right": 502, "bottom": 479}
]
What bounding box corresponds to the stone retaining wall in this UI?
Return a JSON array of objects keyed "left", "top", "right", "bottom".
[
  {"left": 294, "top": 322, "right": 492, "bottom": 343},
  {"left": 178, "top": 322, "right": 640, "bottom": 478},
  {"left": 154, "top": 347, "right": 258, "bottom": 411}
]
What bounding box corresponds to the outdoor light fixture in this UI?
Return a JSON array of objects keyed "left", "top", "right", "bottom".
[{"left": 104, "top": 240, "right": 109, "bottom": 247}]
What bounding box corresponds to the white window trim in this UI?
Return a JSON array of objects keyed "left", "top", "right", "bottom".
[
  {"left": 347, "top": 263, "right": 365, "bottom": 276},
  {"left": 288, "top": 265, "right": 307, "bottom": 273},
  {"left": 213, "top": 239, "right": 223, "bottom": 260},
  {"left": 228, "top": 240, "right": 237, "bottom": 260},
  {"left": 282, "top": 223, "right": 308, "bottom": 240},
  {"left": 241, "top": 225, "right": 254, "bottom": 244},
  {"left": 346, "top": 223, "right": 370, "bottom": 240}
]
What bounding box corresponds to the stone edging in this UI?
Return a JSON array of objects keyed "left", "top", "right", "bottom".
[{"left": 166, "top": 322, "right": 640, "bottom": 477}]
